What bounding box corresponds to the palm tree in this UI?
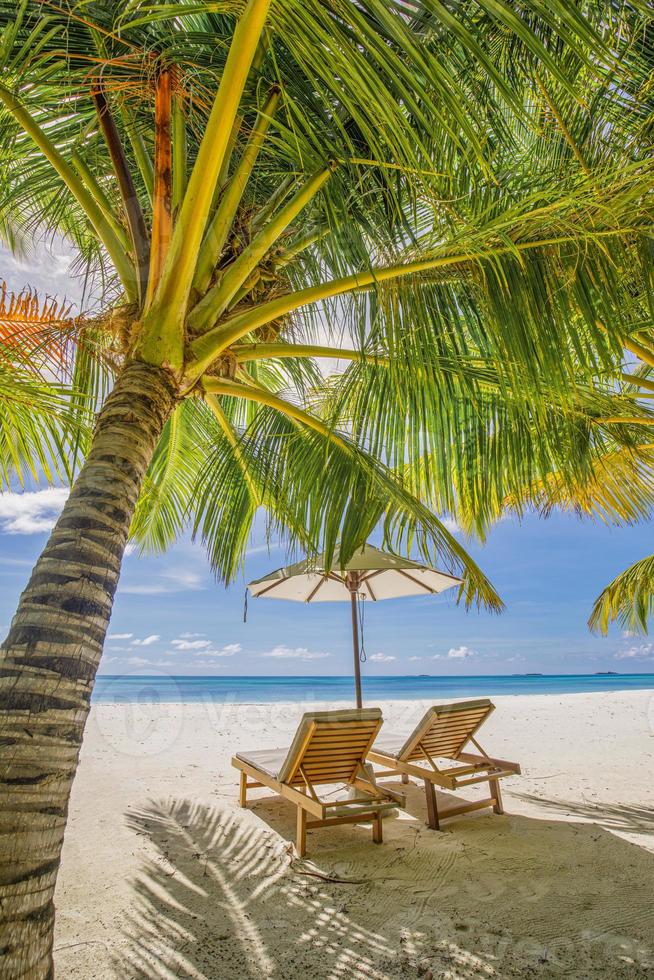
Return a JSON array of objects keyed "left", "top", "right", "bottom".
[{"left": 0, "top": 1, "right": 652, "bottom": 974}]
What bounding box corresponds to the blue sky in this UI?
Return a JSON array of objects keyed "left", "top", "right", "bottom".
[
  {"left": 0, "top": 491, "right": 651, "bottom": 675},
  {"left": 1, "top": 242, "right": 653, "bottom": 677}
]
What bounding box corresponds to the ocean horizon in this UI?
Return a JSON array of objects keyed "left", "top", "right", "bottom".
[{"left": 92, "top": 672, "right": 654, "bottom": 704}]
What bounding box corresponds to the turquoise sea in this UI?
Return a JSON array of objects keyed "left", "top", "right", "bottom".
[{"left": 92, "top": 673, "right": 654, "bottom": 704}]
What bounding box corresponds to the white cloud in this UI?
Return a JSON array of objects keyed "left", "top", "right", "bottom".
[
  {"left": 192, "top": 643, "right": 241, "bottom": 658},
  {"left": 261, "top": 645, "right": 330, "bottom": 661},
  {"left": 131, "top": 634, "right": 160, "bottom": 647},
  {"left": 179, "top": 632, "right": 206, "bottom": 639},
  {"left": 409, "top": 656, "right": 422, "bottom": 662},
  {"left": 440, "top": 516, "right": 461, "bottom": 534},
  {"left": 433, "top": 645, "right": 476, "bottom": 660},
  {"left": 0, "top": 487, "right": 69, "bottom": 534},
  {"left": 121, "top": 568, "right": 204, "bottom": 595},
  {"left": 219, "top": 643, "right": 241, "bottom": 656},
  {"left": 171, "top": 638, "right": 213, "bottom": 651},
  {"left": 120, "top": 584, "right": 166, "bottom": 595},
  {"left": 108, "top": 632, "right": 133, "bottom": 641},
  {"left": 0, "top": 240, "right": 85, "bottom": 309},
  {"left": 369, "top": 653, "right": 396, "bottom": 663},
  {"left": 615, "top": 643, "right": 653, "bottom": 661},
  {"left": 245, "top": 541, "right": 281, "bottom": 556},
  {"left": 120, "top": 584, "right": 175, "bottom": 595},
  {"left": 448, "top": 645, "right": 475, "bottom": 659},
  {"left": 165, "top": 569, "right": 203, "bottom": 589},
  {"left": 129, "top": 657, "right": 174, "bottom": 668}
]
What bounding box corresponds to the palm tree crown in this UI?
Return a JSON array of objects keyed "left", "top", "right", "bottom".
[
  {"left": 1, "top": 3, "right": 653, "bottom": 975},
  {"left": 0, "top": 0, "right": 651, "bottom": 594}
]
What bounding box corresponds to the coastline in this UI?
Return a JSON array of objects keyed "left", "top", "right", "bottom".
[
  {"left": 92, "top": 671, "right": 654, "bottom": 704},
  {"left": 55, "top": 689, "right": 654, "bottom": 978}
]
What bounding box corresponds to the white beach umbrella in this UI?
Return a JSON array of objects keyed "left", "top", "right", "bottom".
[{"left": 247, "top": 544, "right": 462, "bottom": 707}]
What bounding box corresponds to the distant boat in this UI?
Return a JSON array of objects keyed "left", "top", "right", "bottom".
[
  {"left": 595, "top": 671, "right": 619, "bottom": 675},
  {"left": 525, "top": 672, "right": 543, "bottom": 677}
]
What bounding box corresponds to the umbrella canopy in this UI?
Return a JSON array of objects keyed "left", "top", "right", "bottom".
[
  {"left": 247, "top": 544, "right": 462, "bottom": 706},
  {"left": 248, "top": 544, "right": 462, "bottom": 601}
]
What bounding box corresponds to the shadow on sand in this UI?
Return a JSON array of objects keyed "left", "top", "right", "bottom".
[
  {"left": 115, "top": 781, "right": 654, "bottom": 979},
  {"left": 511, "top": 792, "right": 654, "bottom": 837}
]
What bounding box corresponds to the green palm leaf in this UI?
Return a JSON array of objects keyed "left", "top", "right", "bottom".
[
  {"left": 0, "top": 0, "right": 652, "bottom": 620},
  {"left": 0, "top": 284, "right": 97, "bottom": 484},
  {"left": 191, "top": 394, "right": 502, "bottom": 608},
  {"left": 589, "top": 554, "right": 654, "bottom": 635}
]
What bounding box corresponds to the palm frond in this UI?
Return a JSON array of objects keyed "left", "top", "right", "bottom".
[
  {"left": 589, "top": 554, "right": 654, "bottom": 635},
  {"left": 0, "top": 281, "right": 74, "bottom": 363},
  {"left": 0, "top": 0, "right": 652, "bottom": 636},
  {"left": 191, "top": 392, "right": 502, "bottom": 609},
  {"left": 130, "top": 400, "right": 205, "bottom": 551},
  {"left": 0, "top": 281, "right": 98, "bottom": 482},
  {"left": 505, "top": 442, "right": 654, "bottom": 527},
  {"left": 0, "top": 345, "right": 82, "bottom": 486}
]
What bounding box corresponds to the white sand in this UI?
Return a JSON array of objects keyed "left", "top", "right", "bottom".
[{"left": 54, "top": 690, "right": 654, "bottom": 978}]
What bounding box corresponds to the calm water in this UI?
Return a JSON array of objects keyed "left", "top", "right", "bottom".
[{"left": 92, "top": 673, "right": 654, "bottom": 704}]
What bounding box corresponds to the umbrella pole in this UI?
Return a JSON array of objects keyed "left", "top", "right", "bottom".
[{"left": 349, "top": 584, "right": 363, "bottom": 708}]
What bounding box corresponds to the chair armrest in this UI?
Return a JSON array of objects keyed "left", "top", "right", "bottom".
[{"left": 457, "top": 751, "right": 521, "bottom": 774}]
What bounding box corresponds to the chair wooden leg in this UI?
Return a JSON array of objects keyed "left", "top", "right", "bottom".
[
  {"left": 239, "top": 771, "right": 248, "bottom": 808},
  {"left": 372, "top": 812, "right": 383, "bottom": 844},
  {"left": 490, "top": 777, "right": 504, "bottom": 815},
  {"left": 424, "top": 778, "right": 440, "bottom": 830},
  {"left": 401, "top": 773, "right": 410, "bottom": 785},
  {"left": 296, "top": 806, "right": 307, "bottom": 857}
]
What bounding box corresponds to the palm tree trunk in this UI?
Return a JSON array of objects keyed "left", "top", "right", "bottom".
[{"left": 0, "top": 360, "right": 178, "bottom": 979}]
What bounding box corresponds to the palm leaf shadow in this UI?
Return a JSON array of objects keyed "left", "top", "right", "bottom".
[
  {"left": 512, "top": 793, "right": 654, "bottom": 836},
  {"left": 113, "top": 793, "right": 654, "bottom": 978},
  {"left": 117, "top": 798, "right": 397, "bottom": 979}
]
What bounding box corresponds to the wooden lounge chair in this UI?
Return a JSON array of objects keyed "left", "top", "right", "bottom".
[
  {"left": 232, "top": 708, "right": 404, "bottom": 856},
  {"left": 367, "top": 699, "right": 520, "bottom": 830}
]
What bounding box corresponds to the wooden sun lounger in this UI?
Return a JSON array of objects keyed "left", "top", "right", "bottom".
[
  {"left": 232, "top": 708, "right": 405, "bottom": 856},
  {"left": 367, "top": 699, "right": 520, "bottom": 830}
]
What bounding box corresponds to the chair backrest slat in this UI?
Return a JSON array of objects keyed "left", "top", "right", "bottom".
[
  {"left": 400, "top": 699, "right": 494, "bottom": 762},
  {"left": 279, "top": 708, "right": 382, "bottom": 786}
]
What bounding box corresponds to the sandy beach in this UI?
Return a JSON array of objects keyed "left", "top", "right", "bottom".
[{"left": 53, "top": 690, "right": 654, "bottom": 978}]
